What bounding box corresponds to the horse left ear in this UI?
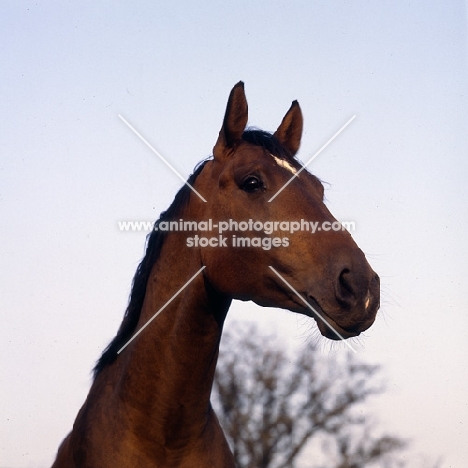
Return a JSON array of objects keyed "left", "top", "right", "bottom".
[
  {"left": 273, "top": 100, "right": 303, "bottom": 157},
  {"left": 213, "top": 81, "right": 248, "bottom": 160}
]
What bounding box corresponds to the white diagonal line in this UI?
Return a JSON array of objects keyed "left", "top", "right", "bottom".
[
  {"left": 117, "top": 266, "right": 206, "bottom": 354},
  {"left": 118, "top": 114, "right": 207, "bottom": 203},
  {"left": 268, "top": 115, "right": 356, "bottom": 202},
  {"left": 268, "top": 266, "right": 357, "bottom": 352}
]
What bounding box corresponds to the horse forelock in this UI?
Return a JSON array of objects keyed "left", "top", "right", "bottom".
[{"left": 241, "top": 128, "right": 302, "bottom": 168}]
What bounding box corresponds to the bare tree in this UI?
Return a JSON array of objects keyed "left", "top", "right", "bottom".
[
  {"left": 212, "top": 323, "right": 408, "bottom": 468},
  {"left": 318, "top": 421, "right": 408, "bottom": 468}
]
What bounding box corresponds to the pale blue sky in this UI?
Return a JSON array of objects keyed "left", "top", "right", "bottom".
[{"left": 1, "top": 1, "right": 467, "bottom": 467}]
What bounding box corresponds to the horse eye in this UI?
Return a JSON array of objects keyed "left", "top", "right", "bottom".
[{"left": 241, "top": 176, "right": 263, "bottom": 193}]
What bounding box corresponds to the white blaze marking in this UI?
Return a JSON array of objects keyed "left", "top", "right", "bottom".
[{"left": 270, "top": 153, "right": 297, "bottom": 175}]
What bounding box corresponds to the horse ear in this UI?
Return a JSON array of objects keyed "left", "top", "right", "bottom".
[
  {"left": 273, "top": 100, "right": 303, "bottom": 157},
  {"left": 213, "top": 81, "right": 248, "bottom": 159}
]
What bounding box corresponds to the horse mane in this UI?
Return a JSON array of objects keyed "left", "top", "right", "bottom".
[
  {"left": 242, "top": 128, "right": 298, "bottom": 162},
  {"left": 93, "top": 160, "right": 209, "bottom": 378},
  {"left": 93, "top": 128, "right": 296, "bottom": 379}
]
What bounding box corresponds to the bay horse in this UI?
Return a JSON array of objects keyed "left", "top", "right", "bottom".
[{"left": 51, "top": 82, "right": 379, "bottom": 467}]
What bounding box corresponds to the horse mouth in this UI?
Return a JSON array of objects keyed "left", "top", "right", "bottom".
[
  {"left": 300, "top": 296, "right": 362, "bottom": 340},
  {"left": 270, "top": 276, "right": 376, "bottom": 341}
]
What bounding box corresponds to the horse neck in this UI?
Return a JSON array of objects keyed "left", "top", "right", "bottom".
[{"left": 106, "top": 232, "right": 231, "bottom": 443}]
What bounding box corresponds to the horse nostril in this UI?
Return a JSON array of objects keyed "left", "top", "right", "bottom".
[{"left": 336, "top": 268, "right": 356, "bottom": 308}]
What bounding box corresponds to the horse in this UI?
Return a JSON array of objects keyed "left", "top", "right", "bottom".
[{"left": 51, "top": 82, "right": 379, "bottom": 467}]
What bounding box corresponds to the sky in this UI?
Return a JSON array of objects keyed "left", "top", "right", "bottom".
[{"left": 1, "top": 1, "right": 467, "bottom": 467}]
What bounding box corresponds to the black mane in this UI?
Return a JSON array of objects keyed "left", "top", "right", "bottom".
[
  {"left": 93, "top": 128, "right": 296, "bottom": 378},
  {"left": 242, "top": 128, "right": 296, "bottom": 161},
  {"left": 93, "top": 160, "right": 209, "bottom": 378}
]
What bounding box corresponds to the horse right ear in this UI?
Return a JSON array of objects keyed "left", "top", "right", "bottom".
[
  {"left": 213, "top": 81, "right": 248, "bottom": 160},
  {"left": 273, "top": 100, "right": 303, "bottom": 157}
]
